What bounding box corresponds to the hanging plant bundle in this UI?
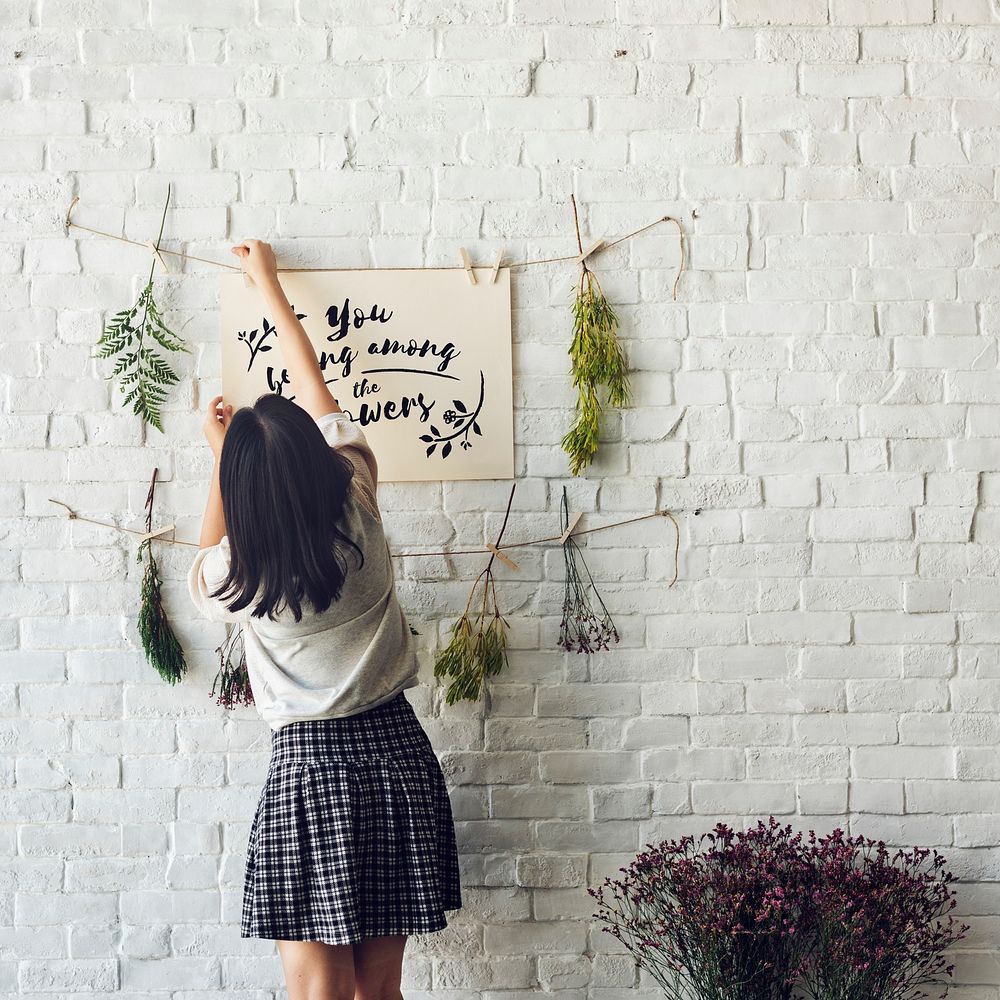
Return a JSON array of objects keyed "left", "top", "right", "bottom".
[
  {"left": 561, "top": 197, "right": 631, "bottom": 476},
  {"left": 92, "top": 184, "right": 189, "bottom": 432},
  {"left": 136, "top": 470, "right": 187, "bottom": 684},
  {"left": 137, "top": 539, "right": 187, "bottom": 683},
  {"left": 433, "top": 577, "right": 509, "bottom": 705},
  {"left": 433, "top": 484, "right": 516, "bottom": 704},
  {"left": 561, "top": 275, "right": 629, "bottom": 476},
  {"left": 558, "top": 487, "right": 620, "bottom": 653},
  {"left": 211, "top": 624, "right": 255, "bottom": 710}
]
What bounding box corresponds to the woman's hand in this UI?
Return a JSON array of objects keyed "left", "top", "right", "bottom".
[
  {"left": 231, "top": 238, "right": 278, "bottom": 288},
  {"left": 203, "top": 394, "right": 233, "bottom": 461}
]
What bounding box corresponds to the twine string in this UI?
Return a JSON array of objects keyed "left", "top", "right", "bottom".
[
  {"left": 64, "top": 196, "right": 686, "bottom": 287},
  {"left": 46, "top": 497, "right": 681, "bottom": 585}
]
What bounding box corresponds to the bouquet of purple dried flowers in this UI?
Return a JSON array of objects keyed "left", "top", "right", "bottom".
[
  {"left": 589, "top": 819, "right": 814, "bottom": 1000},
  {"left": 588, "top": 818, "right": 968, "bottom": 1000},
  {"left": 799, "top": 829, "right": 966, "bottom": 1000}
]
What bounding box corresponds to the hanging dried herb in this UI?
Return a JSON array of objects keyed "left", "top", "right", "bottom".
[
  {"left": 558, "top": 487, "right": 619, "bottom": 653},
  {"left": 211, "top": 624, "right": 255, "bottom": 709},
  {"left": 93, "top": 184, "right": 189, "bottom": 432},
  {"left": 433, "top": 484, "right": 515, "bottom": 704},
  {"left": 136, "top": 469, "right": 187, "bottom": 683},
  {"left": 561, "top": 195, "right": 630, "bottom": 476},
  {"left": 434, "top": 594, "right": 509, "bottom": 706}
]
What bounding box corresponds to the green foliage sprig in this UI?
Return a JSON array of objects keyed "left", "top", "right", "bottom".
[
  {"left": 561, "top": 196, "right": 631, "bottom": 476},
  {"left": 93, "top": 185, "right": 189, "bottom": 432},
  {"left": 434, "top": 594, "right": 509, "bottom": 706},
  {"left": 137, "top": 539, "right": 187, "bottom": 684},
  {"left": 433, "top": 484, "right": 516, "bottom": 705},
  {"left": 136, "top": 469, "right": 187, "bottom": 684}
]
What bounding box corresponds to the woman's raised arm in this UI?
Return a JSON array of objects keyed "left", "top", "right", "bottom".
[{"left": 231, "top": 239, "right": 342, "bottom": 421}]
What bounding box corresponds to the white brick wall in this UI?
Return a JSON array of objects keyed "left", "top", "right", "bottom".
[{"left": 3, "top": 1, "right": 1000, "bottom": 996}]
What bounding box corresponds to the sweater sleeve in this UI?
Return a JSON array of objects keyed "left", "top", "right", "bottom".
[
  {"left": 314, "top": 411, "right": 381, "bottom": 520},
  {"left": 187, "top": 535, "right": 251, "bottom": 623}
]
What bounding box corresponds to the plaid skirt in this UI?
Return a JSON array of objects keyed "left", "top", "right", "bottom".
[{"left": 240, "top": 690, "right": 463, "bottom": 945}]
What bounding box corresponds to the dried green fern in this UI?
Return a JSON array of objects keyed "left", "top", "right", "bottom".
[{"left": 93, "top": 185, "right": 189, "bottom": 432}]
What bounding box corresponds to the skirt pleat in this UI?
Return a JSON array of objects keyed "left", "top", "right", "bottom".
[{"left": 240, "top": 691, "right": 463, "bottom": 945}]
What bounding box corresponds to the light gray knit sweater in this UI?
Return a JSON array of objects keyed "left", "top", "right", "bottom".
[{"left": 187, "top": 411, "right": 418, "bottom": 731}]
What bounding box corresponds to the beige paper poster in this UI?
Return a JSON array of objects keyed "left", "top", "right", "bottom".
[{"left": 220, "top": 268, "right": 513, "bottom": 482}]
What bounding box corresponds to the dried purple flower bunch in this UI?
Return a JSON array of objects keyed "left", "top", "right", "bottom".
[
  {"left": 800, "top": 829, "right": 967, "bottom": 1000},
  {"left": 210, "top": 624, "right": 254, "bottom": 710},
  {"left": 588, "top": 817, "right": 968, "bottom": 1000},
  {"left": 589, "top": 819, "right": 814, "bottom": 1000},
  {"left": 557, "top": 486, "right": 619, "bottom": 653}
]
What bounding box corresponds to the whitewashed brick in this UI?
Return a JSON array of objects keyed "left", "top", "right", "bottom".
[
  {"left": 618, "top": 0, "right": 720, "bottom": 23},
  {"left": 683, "top": 166, "right": 784, "bottom": 201},
  {"left": 693, "top": 781, "right": 795, "bottom": 813},
  {"left": 757, "top": 26, "right": 859, "bottom": 62},
  {"left": 430, "top": 62, "right": 532, "bottom": 97},
  {"left": 748, "top": 612, "right": 851, "bottom": 644},
  {"left": 836, "top": 0, "right": 932, "bottom": 22},
  {"left": 694, "top": 62, "right": 795, "bottom": 96},
  {"left": 532, "top": 61, "right": 636, "bottom": 97},
  {"left": 804, "top": 63, "right": 905, "bottom": 96}
]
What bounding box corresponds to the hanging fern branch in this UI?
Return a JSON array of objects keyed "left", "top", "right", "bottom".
[{"left": 93, "top": 184, "right": 189, "bottom": 432}]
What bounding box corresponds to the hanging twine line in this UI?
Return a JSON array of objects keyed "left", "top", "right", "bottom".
[
  {"left": 63, "top": 197, "right": 686, "bottom": 300},
  {"left": 46, "top": 498, "right": 682, "bottom": 587}
]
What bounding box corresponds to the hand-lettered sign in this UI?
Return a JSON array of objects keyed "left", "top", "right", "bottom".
[{"left": 220, "top": 268, "right": 513, "bottom": 482}]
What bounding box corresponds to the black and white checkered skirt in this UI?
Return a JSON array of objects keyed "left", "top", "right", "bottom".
[{"left": 240, "top": 690, "right": 463, "bottom": 945}]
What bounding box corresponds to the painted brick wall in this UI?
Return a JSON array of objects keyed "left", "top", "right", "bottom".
[{"left": 3, "top": 0, "right": 1000, "bottom": 995}]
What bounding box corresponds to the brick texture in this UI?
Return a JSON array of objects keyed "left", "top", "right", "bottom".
[{"left": 3, "top": 2, "right": 1000, "bottom": 995}]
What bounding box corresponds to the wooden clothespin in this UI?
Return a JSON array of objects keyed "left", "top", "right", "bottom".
[
  {"left": 137, "top": 522, "right": 176, "bottom": 543},
  {"left": 558, "top": 511, "right": 582, "bottom": 545},
  {"left": 459, "top": 247, "right": 477, "bottom": 285},
  {"left": 485, "top": 542, "right": 518, "bottom": 571},
  {"left": 240, "top": 253, "right": 253, "bottom": 287},
  {"left": 146, "top": 240, "right": 172, "bottom": 274},
  {"left": 490, "top": 245, "right": 505, "bottom": 284},
  {"left": 575, "top": 239, "right": 605, "bottom": 264}
]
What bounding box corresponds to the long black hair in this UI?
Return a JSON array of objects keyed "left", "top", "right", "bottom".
[{"left": 208, "top": 393, "right": 364, "bottom": 622}]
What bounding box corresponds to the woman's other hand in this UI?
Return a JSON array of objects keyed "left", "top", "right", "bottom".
[
  {"left": 231, "top": 238, "right": 278, "bottom": 288},
  {"left": 203, "top": 394, "right": 233, "bottom": 461}
]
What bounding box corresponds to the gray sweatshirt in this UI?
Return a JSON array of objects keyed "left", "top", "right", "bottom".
[{"left": 187, "top": 411, "right": 418, "bottom": 731}]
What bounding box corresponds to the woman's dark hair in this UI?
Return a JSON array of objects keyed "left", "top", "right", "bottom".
[{"left": 208, "top": 393, "right": 364, "bottom": 622}]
